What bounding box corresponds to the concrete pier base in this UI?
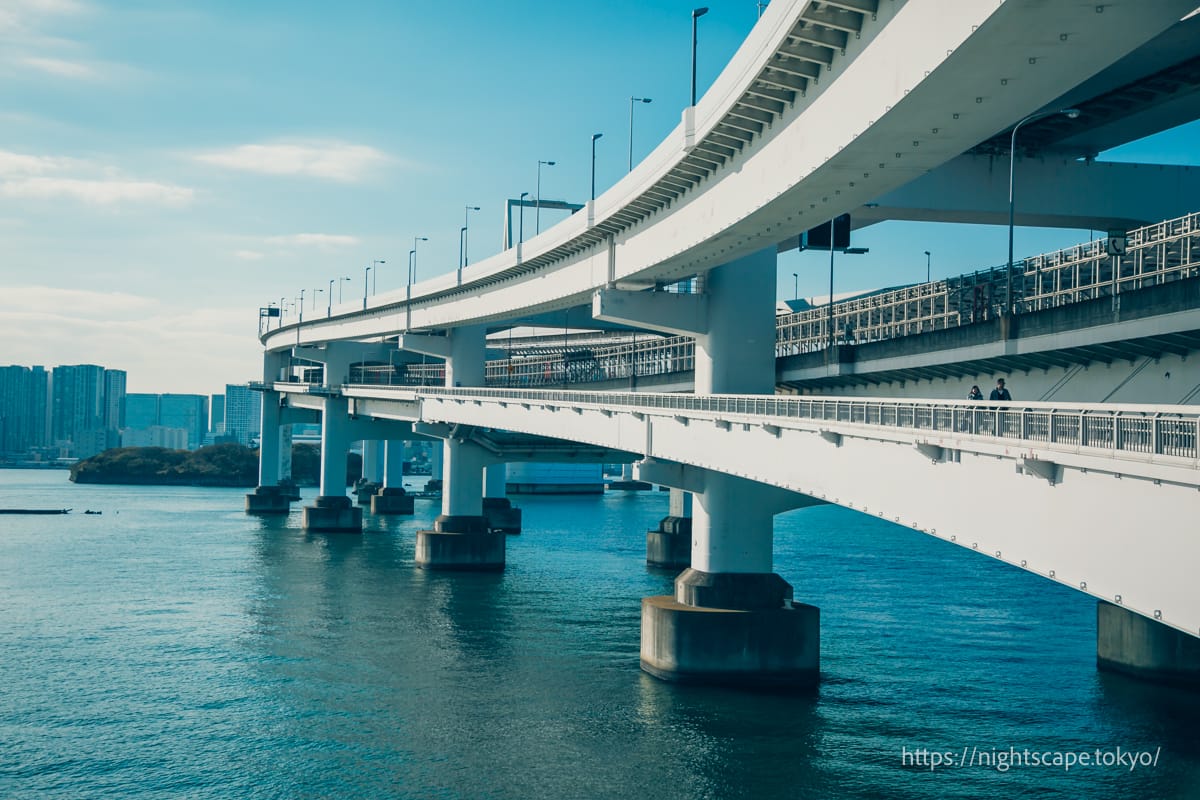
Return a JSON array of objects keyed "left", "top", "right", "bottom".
[
  {"left": 370, "top": 487, "right": 414, "bottom": 515},
  {"left": 482, "top": 497, "right": 522, "bottom": 534},
  {"left": 353, "top": 480, "right": 381, "bottom": 506},
  {"left": 608, "top": 480, "right": 652, "bottom": 491},
  {"left": 640, "top": 569, "right": 819, "bottom": 689},
  {"left": 646, "top": 515, "right": 691, "bottom": 568},
  {"left": 415, "top": 515, "right": 505, "bottom": 571},
  {"left": 302, "top": 495, "right": 363, "bottom": 533},
  {"left": 1097, "top": 601, "right": 1200, "bottom": 688},
  {"left": 245, "top": 485, "right": 291, "bottom": 515}
]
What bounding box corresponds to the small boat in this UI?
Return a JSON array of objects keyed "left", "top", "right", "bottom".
[
  {"left": 0, "top": 508, "right": 72, "bottom": 515},
  {"left": 84, "top": 510, "right": 102, "bottom": 515}
]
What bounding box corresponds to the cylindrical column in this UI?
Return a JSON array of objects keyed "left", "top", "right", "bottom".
[
  {"left": 258, "top": 391, "right": 280, "bottom": 487},
  {"left": 362, "top": 440, "right": 383, "bottom": 482},
  {"left": 319, "top": 395, "right": 350, "bottom": 498},
  {"left": 691, "top": 473, "right": 773, "bottom": 574},
  {"left": 441, "top": 438, "right": 486, "bottom": 518},
  {"left": 278, "top": 424, "right": 293, "bottom": 482},
  {"left": 382, "top": 440, "right": 405, "bottom": 488}
]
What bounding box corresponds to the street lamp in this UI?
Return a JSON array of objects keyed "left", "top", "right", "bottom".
[
  {"left": 628, "top": 97, "right": 652, "bottom": 172},
  {"left": 1006, "top": 107, "right": 1080, "bottom": 314},
  {"left": 406, "top": 236, "right": 427, "bottom": 332},
  {"left": 312, "top": 287, "right": 323, "bottom": 311},
  {"left": 327, "top": 278, "right": 335, "bottom": 317},
  {"left": 518, "top": 191, "right": 529, "bottom": 249},
  {"left": 362, "top": 266, "right": 371, "bottom": 309},
  {"left": 299, "top": 289, "right": 305, "bottom": 323},
  {"left": 691, "top": 7, "right": 709, "bottom": 107},
  {"left": 459, "top": 205, "right": 480, "bottom": 285},
  {"left": 825, "top": 226, "right": 869, "bottom": 352},
  {"left": 536, "top": 161, "right": 554, "bottom": 233},
  {"left": 924, "top": 250, "right": 931, "bottom": 284},
  {"left": 372, "top": 258, "right": 385, "bottom": 295},
  {"left": 591, "top": 133, "right": 603, "bottom": 204},
  {"left": 339, "top": 276, "right": 351, "bottom": 304},
  {"left": 792, "top": 272, "right": 798, "bottom": 299}
]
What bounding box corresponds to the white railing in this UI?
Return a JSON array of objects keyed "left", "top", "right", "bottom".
[{"left": 349, "top": 385, "right": 1200, "bottom": 466}]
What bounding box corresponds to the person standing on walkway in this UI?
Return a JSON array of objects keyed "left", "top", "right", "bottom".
[{"left": 989, "top": 378, "right": 1012, "bottom": 401}]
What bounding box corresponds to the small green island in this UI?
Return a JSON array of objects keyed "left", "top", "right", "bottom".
[{"left": 69, "top": 443, "right": 361, "bottom": 487}]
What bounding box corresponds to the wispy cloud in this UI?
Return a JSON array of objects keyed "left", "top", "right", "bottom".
[
  {"left": 266, "top": 233, "right": 360, "bottom": 248},
  {"left": 19, "top": 54, "right": 97, "bottom": 79},
  {"left": 234, "top": 249, "right": 265, "bottom": 261},
  {"left": 0, "top": 148, "right": 193, "bottom": 207},
  {"left": 193, "top": 140, "right": 394, "bottom": 183}
]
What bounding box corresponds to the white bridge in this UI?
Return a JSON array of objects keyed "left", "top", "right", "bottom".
[{"left": 251, "top": 0, "right": 1200, "bottom": 688}]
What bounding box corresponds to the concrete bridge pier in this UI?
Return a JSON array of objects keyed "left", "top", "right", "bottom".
[
  {"left": 302, "top": 394, "right": 362, "bottom": 532},
  {"left": 405, "top": 326, "right": 505, "bottom": 569},
  {"left": 482, "top": 464, "right": 522, "bottom": 534},
  {"left": 371, "top": 439, "right": 414, "bottom": 515},
  {"left": 247, "top": 354, "right": 292, "bottom": 514},
  {"left": 638, "top": 465, "right": 820, "bottom": 688},
  {"left": 354, "top": 440, "right": 383, "bottom": 506},
  {"left": 1097, "top": 602, "right": 1200, "bottom": 688},
  {"left": 646, "top": 489, "right": 691, "bottom": 569}
]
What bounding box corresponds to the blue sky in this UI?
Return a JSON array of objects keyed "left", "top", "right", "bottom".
[{"left": 1, "top": 0, "right": 1197, "bottom": 394}]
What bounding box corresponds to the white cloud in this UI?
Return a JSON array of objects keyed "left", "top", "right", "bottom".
[
  {"left": 19, "top": 55, "right": 97, "bottom": 79},
  {"left": 193, "top": 141, "right": 393, "bottom": 183},
  {"left": 266, "top": 233, "right": 360, "bottom": 248},
  {"left": 0, "top": 176, "right": 194, "bottom": 207},
  {"left": 0, "top": 149, "right": 75, "bottom": 175},
  {"left": 234, "top": 249, "right": 265, "bottom": 261}
]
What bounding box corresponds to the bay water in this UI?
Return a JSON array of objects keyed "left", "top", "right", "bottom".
[{"left": 1, "top": 469, "right": 1197, "bottom": 798}]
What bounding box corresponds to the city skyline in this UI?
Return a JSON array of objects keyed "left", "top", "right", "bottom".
[{"left": 2, "top": 0, "right": 1198, "bottom": 394}]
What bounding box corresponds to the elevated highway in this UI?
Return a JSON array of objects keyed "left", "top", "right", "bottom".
[{"left": 251, "top": 1, "right": 1200, "bottom": 689}]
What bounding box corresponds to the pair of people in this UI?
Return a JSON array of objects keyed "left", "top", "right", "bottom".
[{"left": 967, "top": 379, "right": 1012, "bottom": 401}]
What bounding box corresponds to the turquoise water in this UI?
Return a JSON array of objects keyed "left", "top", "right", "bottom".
[{"left": 1, "top": 469, "right": 1197, "bottom": 799}]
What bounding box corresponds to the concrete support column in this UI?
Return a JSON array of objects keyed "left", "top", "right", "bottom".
[
  {"left": 246, "top": 353, "right": 291, "bottom": 515},
  {"left": 1097, "top": 601, "right": 1200, "bottom": 687},
  {"left": 482, "top": 464, "right": 522, "bottom": 534},
  {"left": 354, "top": 439, "right": 383, "bottom": 507},
  {"left": 647, "top": 489, "right": 691, "bottom": 568},
  {"left": 416, "top": 324, "right": 504, "bottom": 569},
  {"left": 303, "top": 393, "right": 362, "bottom": 532},
  {"left": 372, "top": 439, "right": 414, "bottom": 515},
  {"left": 428, "top": 441, "right": 444, "bottom": 491},
  {"left": 639, "top": 250, "right": 819, "bottom": 689}
]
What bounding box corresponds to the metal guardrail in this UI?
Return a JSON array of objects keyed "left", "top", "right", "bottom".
[{"left": 347, "top": 384, "right": 1200, "bottom": 466}]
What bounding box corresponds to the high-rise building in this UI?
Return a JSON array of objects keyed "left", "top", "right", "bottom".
[
  {"left": 210, "top": 394, "right": 225, "bottom": 436},
  {"left": 104, "top": 369, "right": 126, "bottom": 430},
  {"left": 124, "top": 394, "right": 160, "bottom": 430},
  {"left": 51, "top": 364, "right": 106, "bottom": 445},
  {"left": 223, "top": 384, "right": 262, "bottom": 447},
  {"left": 0, "top": 365, "right": 48, "bottom": 455},
  {"left": 158, "top": 394, "right": 208, "bottom": 450}
]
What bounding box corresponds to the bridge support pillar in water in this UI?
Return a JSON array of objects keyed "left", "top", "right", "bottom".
[
  {"left": 647, "top": 489, "right": 691, "bottom": 568},
  {"left": 246, "top": 357, "right": 294, "bottom": 514},
  {"left": 1097, "top": 601, "right": 1200, "bottom": 688},
  {"left": 302, "top": 393, "right": 362, "bottom": 533},
  {"left": 410, "top": 325, "right": 506, "bottom": 568},
  {"left": 371, "top": 440, "right": 414, "bottom": 515},
  {"left": 483, "top": 464, "right": 522, "bottom": 533}
]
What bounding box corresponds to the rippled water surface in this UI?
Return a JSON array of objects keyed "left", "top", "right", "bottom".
[{"left": 1, "top": 469, "right": 1197, "bottom": 799}]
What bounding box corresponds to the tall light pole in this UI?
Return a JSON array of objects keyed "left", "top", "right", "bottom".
[
  {"left": 792, "top": 272, "right": 798, "bottom": 300},
  {"left": 628, "top": 97, "right": 652, "bottom": 172},
  {"left": 518, "top": 191, "right": 529, "bottom": 249},
  {"left": 299, "top": 289, "right": 305, "bottom": 323},
  {"left": 591, "top": 133, "right": 603, "bottom": 204},
  {"left": 362, "top": 266, "right": 370, "bottom": 309},
  {"left": 1007, "top": 107, "right": 1080, "bottom": 315},
  {"left": 536, "top": 161, "right": 554, "bottom": 233},
  {"left": 691, "top": 7, "right": 709, "bottom": 107},
  {"left": 312, "top": 287, "right": 323, "bottom": 311},
  {"left": 327, "top": 278, "right": 335, "bottom": 317},
  {"left": 459, "top": 205, "right": 480, "bottom": 285},
  {"left": 406, "top": 236, "right": 428, "bottom": 332},
  {"left": 924, "top": 250, "right": 931, "bottom": 284},
  {"left": 339, "top": 276, "right": 350, "bottom": 304},
  {"left": 372, "top": 258, "right": 385, "bottom": 295}
]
